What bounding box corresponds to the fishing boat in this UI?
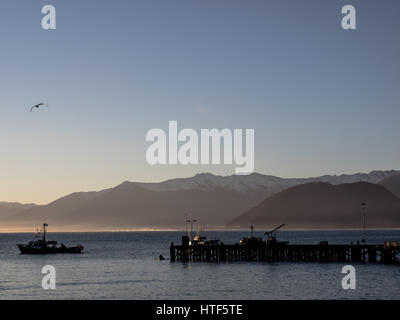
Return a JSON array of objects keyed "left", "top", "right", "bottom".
[
  {"left": 17, "top": 223, "right": 84, "bottom": 254},
  {"left": 239, "top": 225, "right": 263, "bottom": 245},
  {"left": 239, "top": 225, "right": 289, "bottom": 246},
  {"left": 264, "top": 224, "right": 289, "bottom": 245},
  {"left": 190, "top": 230, "right": 221, "bottom": 246}
]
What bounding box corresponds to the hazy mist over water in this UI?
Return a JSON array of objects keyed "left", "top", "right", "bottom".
[{"left": 1, "top": 230, "right": 399, "bottom": 300}]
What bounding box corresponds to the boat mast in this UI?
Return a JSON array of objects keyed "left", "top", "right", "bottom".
[
  {"left": 43, "top": 223, "right": 48, "bottom": 242},
  {"left": 185, "top": 213, "right": 197, "bottom": 240}
]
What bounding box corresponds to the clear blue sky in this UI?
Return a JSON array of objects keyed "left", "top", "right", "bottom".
[{"left": 0, "top": 0, "right": 399, "bottom": 203}]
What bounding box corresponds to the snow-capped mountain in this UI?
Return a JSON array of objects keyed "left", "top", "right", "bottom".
[{"left": 136, "top": 170, "right": 399, "bottom": 194}]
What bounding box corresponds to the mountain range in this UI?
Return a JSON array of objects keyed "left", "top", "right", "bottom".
[
  {"left": 1, "top": 170, "right": 399, "bottom": 230},
  {"left": 0, "top": 202, "right": 37, "bottom": 217}
]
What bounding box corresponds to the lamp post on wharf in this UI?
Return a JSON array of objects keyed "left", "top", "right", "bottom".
[{"left": 361, "top": 202, "right": 367, "bottom": 244}]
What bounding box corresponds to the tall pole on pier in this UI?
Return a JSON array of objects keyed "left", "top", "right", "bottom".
[
  {"left": 361, "top": 202, "right": 366, "bottom": 243},
  {"left": 185, "top": 213, "right": 190, "bottom": 238},
  {"left": 185, "top": 214, "right": 197, "bottom": 240},
  {"left": 190, "top": 219, "right": 197, "bottom": 240}
]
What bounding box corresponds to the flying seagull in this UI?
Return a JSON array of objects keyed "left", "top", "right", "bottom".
[{"left": 30, "top": 103, "right": 48, "bottom": 112}]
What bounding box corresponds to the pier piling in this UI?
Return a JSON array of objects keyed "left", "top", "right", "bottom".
[{"left": 170, "top": 242, "right": 399, "bottom": 264}]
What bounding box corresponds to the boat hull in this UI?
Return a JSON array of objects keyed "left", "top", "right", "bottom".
[{"left": 17, "top": 244, "right": 84, "bottom": 254}]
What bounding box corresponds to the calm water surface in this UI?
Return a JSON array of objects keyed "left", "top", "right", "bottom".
[{"left": 0, "top": 230, "right": 399, "bottom": 299}]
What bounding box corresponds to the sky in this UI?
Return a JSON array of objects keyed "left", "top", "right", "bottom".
[{"left": 0, "top": 0, "right": 399, "bottom": 204}]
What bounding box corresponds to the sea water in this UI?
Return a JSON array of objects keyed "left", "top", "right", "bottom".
[{"left": 0, "top": 230, "right": 399, "bottom": 300}]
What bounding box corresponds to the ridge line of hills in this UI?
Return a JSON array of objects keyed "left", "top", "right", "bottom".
[{"left": 1, "top": 170, "right": 400, "bottom": 230}]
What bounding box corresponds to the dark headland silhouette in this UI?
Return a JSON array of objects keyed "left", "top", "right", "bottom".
[
  {"left": 1, "top": 170, "right": 400, "bottom": 230},
  {"left": 379, "top": 172, "right": 400, "bottom": 198},
  {"left": 228, "top": 182, "right": 400, "bottom": 229}
]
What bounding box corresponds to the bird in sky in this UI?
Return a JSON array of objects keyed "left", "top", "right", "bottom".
[{"left": 30, "top": 103, "right": 48, "bottom": 112}]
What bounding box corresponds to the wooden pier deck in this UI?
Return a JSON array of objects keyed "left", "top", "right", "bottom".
[{"left": 170, "top": 242, "right": 400, "bottom": 264}]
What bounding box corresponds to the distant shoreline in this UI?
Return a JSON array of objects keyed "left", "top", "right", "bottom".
[{"left": 1, "top": 227, "right": 400, "bottom": 234}]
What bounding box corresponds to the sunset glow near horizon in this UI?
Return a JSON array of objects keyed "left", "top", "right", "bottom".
[{"left": 1, "top": 0, "right": 399, "bottom": 204}]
